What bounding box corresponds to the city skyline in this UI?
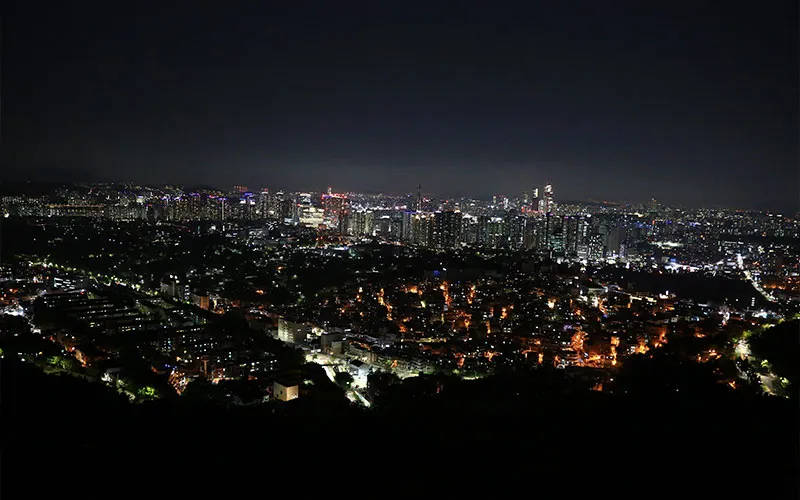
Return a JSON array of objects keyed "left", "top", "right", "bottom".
[
  {"left": 0, "top": 179, "right": 796, "bottom": 215},
  {"left": 3, "top": 1, "right": 798, "bottom": 212}
]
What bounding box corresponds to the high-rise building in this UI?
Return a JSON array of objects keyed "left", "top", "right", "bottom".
[
  {"left": 321, "top": 192, "right": 350, "bottom": 233},
  {"left": 278, "top": 318, "right": 311, "bottom": 344},
  {"left": 294, "top": 193, "right": 324, "bottom": 227},
  {"left": 534, "top": 213, "right": 554, "bottom": 255},
  {"left": 268, "top": 191, "right": 292, "bottom": 221},
  {"left": 461, "top": 215, "right": 478, "bottom": 246},
  {"left": 503, "top": 212, "right": 524, "bottom": 249},
  {"left": 539, "top": 184, "right": 555, "bottom": 214},
  {"left": 561, "top": 215, "right": 587, "bottom": 257},
  {"left": 551, "top": 228, "right": 565, "bottom": 255},
  {"left": 588, "top": 234, "right": 604, "bottom": 261},
  {"left": 606, "top": 226, "right": 623, "bottom": 257},
  {"left": 348, "top": 210, "right": 374, "bottom": 237},
  {"left": 487, "top": 216, "right": 505, "bottom": 247},
  {"left": 400, "top": 210, "right": 413, "bottom": 241},
  {"left": 239, "top": 192, "right": 256, "bottom": 221},
  {"left": 258, "top": 189, "right": 270, "bottom": 219},
  {"left": 374, "top": 214, "right": 392, "bottom": 237},
  {"left": 476, "top": 215, "right": 489, "bottom": 247},
  {"left": 390, "top": 210, "right": 413, "bottom": 241},
  {"left": 523, "top": 216, "right": 537, "bottom": 250},
  {"left": 411, "top": 213, "right": 434, "bottom": 247},
  {"left": 433, "top": 210, "right": 462, "bottom": 249}
]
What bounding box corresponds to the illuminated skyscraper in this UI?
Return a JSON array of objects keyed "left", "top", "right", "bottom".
[
  {"left": 487, "top": 216, "right": 505, "bottom": 247},
  {"left": 523, "top": 216, "right": 537, "bottom": 250},
  {"left": 433, "top": 210, "right": 462, "bottom": 249},
  {"left": 534, "top": 213, "right": 553, "bottom": 254},
  {"left": 503, "top": 212, "right": 524, "bottom": 249},
  {"left": 390, "top": 210, "right": 413, "bottom": 241},
  {"left": 258, "top": 189, "right": 270, "bottom": 219},
  {"left": 411, "top": 212, "right": 433, "bottom": 247},
  {"left": 348, "top": 210, "right": 374, "bottom": 237},
  {"left": 321, "top": 192, "right": 350, "bottom": 233},
  {"left": 530, "top": 187, "right": 539, "bottom": 211},
  {"left": 536, "top": 184, "right": 554, "bottom": 214},
  {"left": 295, "top": 193, "right": 324, "bottom": 227}
]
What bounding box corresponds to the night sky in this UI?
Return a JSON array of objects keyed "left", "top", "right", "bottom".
[{"left": 3, "top": 1, "right": 798, "bottom": 211}]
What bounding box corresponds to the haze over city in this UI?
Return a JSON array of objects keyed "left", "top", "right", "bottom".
[{"left": 3, "top": 1, "right": 798, "bottom": 211}]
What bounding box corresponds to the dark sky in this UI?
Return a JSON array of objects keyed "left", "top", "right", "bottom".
[{"left": 3, "top": 1, "right": 798, "bottom": 210}]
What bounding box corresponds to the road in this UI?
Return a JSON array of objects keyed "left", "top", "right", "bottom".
[
  {"left": 736, "top": 253, "right": 777, "bottom": 303},
  {"left": 307, "top": 352, "right": 372, "bottom": 408}
]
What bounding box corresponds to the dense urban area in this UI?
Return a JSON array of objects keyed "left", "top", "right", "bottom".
[{"left": 2, "top": 181, "right": 798, "bottom": 493}]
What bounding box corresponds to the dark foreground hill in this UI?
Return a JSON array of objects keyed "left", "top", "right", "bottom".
[{"left": 2, "top": 357, "right": 797, "bottom": 498}]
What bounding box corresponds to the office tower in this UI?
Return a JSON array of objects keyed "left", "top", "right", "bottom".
[
  {"left": 294, "top": 193, "right": 323, "bottom": 227},
  {"left": 239, "top": 192, "right": 256, "bottom": 221},
  {"left": 258, "top": 189, "right": 270, "bottom": 219},
  {"left": 278, "top": 198, "right": 293, "bottom": 221},
  {"left": 321, "top": 192, "right": 350, "bottom": 232},
  {"left": 531, "top": 187, "right": 539, "bottom": 211},
  {"left": 539, "top": 184, "right": 555, "bottom": 214},
  {"left": 268, "top": 190, "right": 289, "bottom": 220},
  {"left": 294, "top": 193, "right": 311, "bottom": 224}
]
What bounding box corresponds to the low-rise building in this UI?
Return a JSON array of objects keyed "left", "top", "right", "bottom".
[{"left": 272, "top": 380, "right": 299, "bottom": 402}]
